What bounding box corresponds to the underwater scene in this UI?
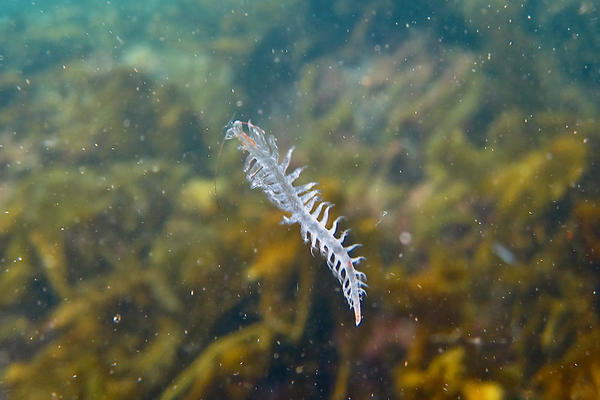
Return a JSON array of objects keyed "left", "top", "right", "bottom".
[{"left": 1, "top": 0, "right": 599, "bottom": 399}]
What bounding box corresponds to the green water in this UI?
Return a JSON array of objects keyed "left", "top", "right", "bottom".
[{"left": 1, "top": 1, "right": 599, "bottom": 399}]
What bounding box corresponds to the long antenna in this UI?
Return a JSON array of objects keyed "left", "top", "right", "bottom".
[
  {"left": 213, "top": 137, "right": 227, "bottom": 209},
  {"left": 213, "top": 115, "right": 239, "bottom": 209}
]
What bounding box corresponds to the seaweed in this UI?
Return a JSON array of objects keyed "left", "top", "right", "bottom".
[{"left": 1, "top": 1, "right": 600, "bottom": 399}]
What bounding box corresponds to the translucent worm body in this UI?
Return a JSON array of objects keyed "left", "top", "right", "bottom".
[{"left": 225, "top": 121, "right": 367, "bottom": 325}]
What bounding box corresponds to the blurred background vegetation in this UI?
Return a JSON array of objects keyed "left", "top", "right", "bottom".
[{"left": 1, "top": 0, "right": 599, "bottom": 398}]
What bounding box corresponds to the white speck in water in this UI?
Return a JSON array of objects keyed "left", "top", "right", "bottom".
[
  {"left": 375, "top": 210, "right": 388, "bottom": 227},
  {"left": 399, "top": 231, "right": 412, "bottom": 245}
]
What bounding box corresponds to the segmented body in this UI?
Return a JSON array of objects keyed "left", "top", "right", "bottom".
[{"left": 225, "top": 120, "right": 367, "bottom": 325}]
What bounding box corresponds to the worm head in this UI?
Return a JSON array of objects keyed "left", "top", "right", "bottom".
[{"left": 225, "top": 120, "right": 243, "bottom": 140}]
